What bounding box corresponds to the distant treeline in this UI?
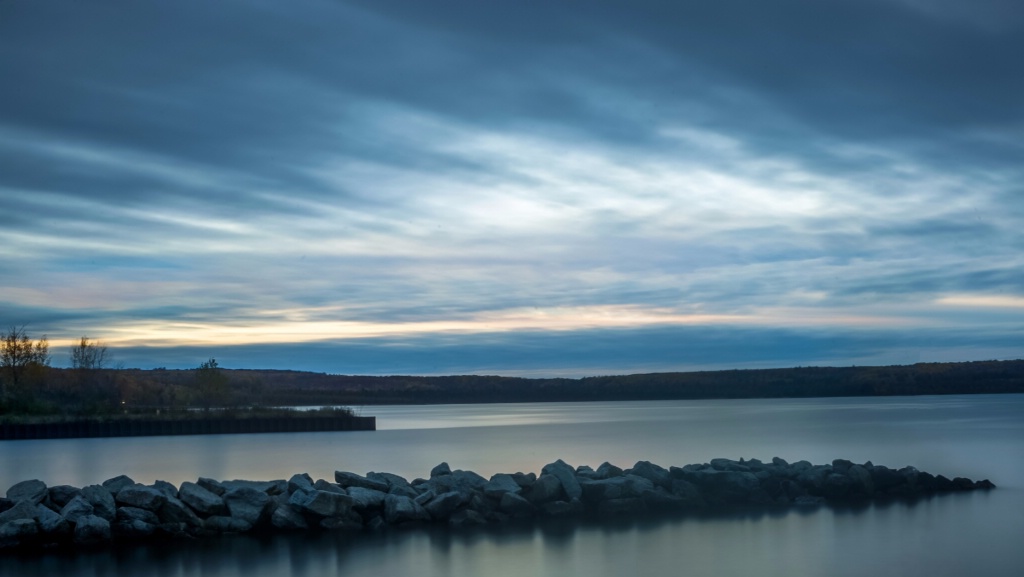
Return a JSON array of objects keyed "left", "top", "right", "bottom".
[{"left": 117, "top": 359, "right": 1024, "bottom": 406}]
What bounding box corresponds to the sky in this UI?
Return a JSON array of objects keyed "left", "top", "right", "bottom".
[{"left": 1, "top": 0, "right": 1022, "bottom": 376}]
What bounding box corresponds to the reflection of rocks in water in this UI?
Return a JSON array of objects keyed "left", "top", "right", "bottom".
[{"left": 0, "top": 457, "right": 994, "bottom": 552}]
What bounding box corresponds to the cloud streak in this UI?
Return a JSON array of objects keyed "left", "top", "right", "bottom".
[{"left": 0, "top": 0, "right": 1021, "bottom": 374}]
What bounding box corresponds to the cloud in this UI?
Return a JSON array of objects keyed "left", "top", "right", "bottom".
[{"left": 0, "top": 0, "right": 1021, "bottom": 375}]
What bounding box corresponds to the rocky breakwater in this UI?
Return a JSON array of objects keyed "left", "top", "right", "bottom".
[{"left": 0, "top": 457, "right": 995, "bottom": 552}]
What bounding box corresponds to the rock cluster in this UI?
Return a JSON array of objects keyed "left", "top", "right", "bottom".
[{"left": 0, "top": 457, "right": 994, "bottom": 551}]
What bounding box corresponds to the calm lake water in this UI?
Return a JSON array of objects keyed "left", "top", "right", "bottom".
[{"left": 2, "top": 394, "right": 1023, "bottom": 576}]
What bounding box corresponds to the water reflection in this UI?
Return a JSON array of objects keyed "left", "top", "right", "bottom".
[{"left": 2, "top": 492, "right": 1009, "bottom": 577}]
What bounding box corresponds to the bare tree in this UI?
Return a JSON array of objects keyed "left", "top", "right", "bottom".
[
  {"left": 70, "top": 336, "right": 109, "bottom": 371},
  {"left": 1, "top": 326, "right": 50, "bottom": 392}
]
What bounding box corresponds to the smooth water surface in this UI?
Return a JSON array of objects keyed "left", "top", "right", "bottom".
[{"left": 2, "top": 394, "right": 1023, "bottom": 576}]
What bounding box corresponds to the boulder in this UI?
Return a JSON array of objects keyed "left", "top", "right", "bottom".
[
  {"left": 117, "top": 506, "right": 160, "bottom": 525},
  {"left": 0, "top": 498, "right": 11, "bottom": 514},
  {"left": 6, "top": 480, "right": 47, "bottom": 504},
  {"left": 679, "top": 469, "right": 762, "bottom": 504},
  {"left": 36, "top": 503, "right": 70, "bottom": 536},
  {"left": 293, "top": 490, "right": 353, "bottom": 519},
  {"left": 347, "top": 487, "right": 389, "bottom": 510},
  {"left": 159, "top": 496, "right": 202, "bottom": 527},
  {"left": 197, "top": 477, "right": 226, "bottom": 496},
  {"left": 541, "top": 460, "right": 582, "bottom": 501},
  {"left": 526, "top": 474, "right": 563, "bottom": 503},
  {"left": 60, "top": 495, "right": 95, "bottom": 524},
  {"left": 483, "top": 474, "right": 522, "bottom": 498},
  {"left": 313, "top": 479, "right": 347, "bottom": 495},
  {"left": 48, "top": 485, "right": 82, "bottom": 509},
  {"left": 595, "top": 462, "right": 624, "bottom": 479},
  {"left": 101, "top": 475, "right": 135, "bottom": 495},
  {"left": 383, "top": 495, "right": 429, "bottom": 524},
  {"left": 822, "top": 474, "right": 853, "bottom": 499},
  {"left": 82, "top": 485, "right": 116, "bottom": 521},
  {"left": 116, "top": 485, "right": 168, "bottom": 512},
  {"left": 221, "top": 479, "right": 286, "bottom": 496},
  {"left": 368, "top": 472, "right": 411, "bottom": 492},
  {"left": 847, "top": 465, "right": 875, "bottom": 496},
  {"left": 870, "top": 466, "right": 905, "bottom": 493},
  {"left": 0, "top": 518, "right": 39, "bottom": 548},
  {"left": 579, "top": 475, "right": 655, "bottom": 503},
  {"left": 498, "top": 492, "right": 536, "bottom": 518},
  {"left": 73, "top": 514, "right": 111, "bottom": 545},
  {"left": 424, "top": 491, "right": 465, "bottom": 520},
  {"left": 179, "top": 481, "right": 227, "bottom": 516},
  {"left": 430, "top": 462, "right": 452, "bottom": 477},
  {"left": 428, "top": 470, "right": 488, "bottom": 495},
  {"left": 0, "top": 500, "right": 37, "bottom": 525},
  {"left": 288, "top": 473, "right": 315, "bottom": 495},
  {"left": 270, "top": 504, "right": 309, "bottom": 530},
  {"left": 151, "top": 480, "right": 179, "bottom": 499},
  {"left": 319, "top": 514, "right": 363, "bottom": 531},
  {"left": 710, "top": 459, "right": 750, "bottom": 472},
  {"left": 334, "top": 471, "right": 389, "bottom": 493},
  {"left": 630, "top": 461, "right": 671, "bottom": 489},
  {"left": 223, "top": 487, "right": 271, "bottom": 526},
  {"left": 510, "top": 472, "right": 537, "bottom": 490},
  {"left": 771, "top": 457, "right": 789, "bottom": 467},
  {"left": 832, "top": 459, "right": 854, "bottom": 474}
]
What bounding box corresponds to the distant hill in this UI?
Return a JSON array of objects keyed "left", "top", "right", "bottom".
[{"left": 119, "top": 359, "right": 1024, "bottom": 406}]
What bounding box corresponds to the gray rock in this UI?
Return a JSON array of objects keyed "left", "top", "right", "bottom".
[
  {"left": 221, "top": 479, "right": 286, "bottom": 495},
  {"left": 0, "top": 518, "right": 39, "bottom": 548},
  {"left": 151, "top": 480, "right": 179, "bottom": 499},
  {"left": 428, "top": 470, "right": 488, "bottom": 495},
  {"left": 448, "top": 509, "right": 486, "bottom": 528},
  {"left": 871, "top": 466, "right": 905, "bottom": 493},
  {"left": 414, "top": 490, "right": 435, "bottom": 506},
  {"left": 48, "top": 485, "right": 82, "bottom": 509},
  {"left": 772, "top": 457, "right": 789, "bottom": 467},
  {"left": 313, "top": 479, "right": 347, "bottom": 494},
  {"left": 368, "top": 472, "right": 411, "bottom": 492},
  {"left": 36, "top": 502, "right": 70, "bottom": 535},
  {"left": 270, "top": 504, "right": 308, "bottom": 530},
  {"left": 630, "top": 461, "right": 671, "bottom": 489},
  {"left": 347, "top": 487, "right": 388, "bottom": 510},
  {"left": 0, "top": 500, "right": 37, "bottom": 525},
  {"left": 223, "top": 487, "right": 271, "bottom": 526},
  {"left": 179, "top": 481, "right": 227, "bottom": 516},
  {"left": 203, "top": 515, "right": 252, "bottom": 533},
  {"left": 483, "top": 474, "right": 522, "bottom": 498},
  {"left": 82, "top": 485, "right": 116, "bottom": 521},
  {"left": 288, "top": 473, "right": 315, "bottom": 495},
  {"left": 60, "top": 495, "right": 95, "bottom": 524},
  {"left": 847, "top": 465, "right": 875, "bottom": 496},
  {"left": 293, "top": 490, "right": 353, "bottom": 518},
  {"left": 595, "top": 462, "right": 624, "bottom": 479},
  {"left": 430, "top": 462, "right": 452, "bottom": 477},
  {"left": 335, "top": 471, "right": 389, "bottom": 493},
  {"left": 101, "top": 475, "right": 135, "bottom": 494},
  {"left": 6, "top": 480, "right": 47, "bottom": 504},
  {"left": 197, "top": 477, "right": 226, "bottom": 496},
  {"left": 498, "top": 492, "right": 536, "bottom": 518},
  {"left": 795, "top": 466, "right": 831, "bottom": 493},
  {"left": 675, "top": 469, "right": 761, "bottom": 504},
  {"left": 710, "top": 458, "right": 750, "bottom": 472},
  {"left": 822, "top": 474, "right": 853, "bottom": 499},
  {"left": 383, "top": 494, "right": 429, "bottom": 524},
  {"left": 541, "top": 460, "right": 583, "bottom": 501},
  {"left": 526, "top": 474, "right": 564, "bottom": 503},
  {"left": 670, "top": 479, "right": 704, "bottom": 505},
  {"left": 160, "top": 495, "right": 202, "bottom": 527},
  {"left": 116, "top": 485, "right": 168, "bottom": 512},
  {"left": 510, "top": 472, "right": 536, "bottom": 489},
  {"left": 424, "top": 491, "right": 465, "bottom": 520},
  {"left": 73, "top": 514, "right": 111, "bottom": 545},
  {"left": 117, "top": 506, "right": 160, "bottom": 525},
  {"left": 832, "top": 459, "right": 854, "bottom": 474}
]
